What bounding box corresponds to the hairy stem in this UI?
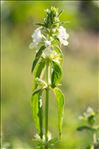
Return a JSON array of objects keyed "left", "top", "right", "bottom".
[{"left": 45, "top": 62, "right": 49, "bottom": 148}]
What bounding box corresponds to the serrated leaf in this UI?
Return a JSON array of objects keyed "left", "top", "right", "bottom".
[
  {"left": 54, "top": 87, "right": 64, "bottom": 136},
  {"left": 31, "top": 46, "right": 45, "bottom": 73},
  {"left": 51, "top": 61, "right": 62, "bottom": 88}
]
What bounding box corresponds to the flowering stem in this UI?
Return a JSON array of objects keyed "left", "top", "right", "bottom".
[
  {"left": 45, "top": 61, "right": 49, "bottom": 148},
  {"left": 30, "top": 7, "right": 67, "bottom": 149}
]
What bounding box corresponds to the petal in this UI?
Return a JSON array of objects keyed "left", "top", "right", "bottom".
[
  {"left": 65, "top": 33, "right": 69, "bottom": 39},
  {"left": 45, "top": 40, "right": 51, "bottom": 47},
  {"left": 61, "top": 40, "right": 69, "bottom": 46}
]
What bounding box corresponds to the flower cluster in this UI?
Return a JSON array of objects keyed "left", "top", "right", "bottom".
[
  {"left": 79, "top": 107, "right": 96, "bottom": 126},
  {"left": 30, "top": 7, "right": 69, "bottom": 57}
]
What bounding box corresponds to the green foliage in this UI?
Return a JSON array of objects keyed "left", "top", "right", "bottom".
[
  {"left": 51, "top": 61, "right": 62, "bottom": 88},
  {"left": 31, "top": 46, "right": 45, "bottom": 73},
  {"left": 53, "top": 46, "right": 63, "bottom": 58},
  {"left": 31, "top": 89, "right": 41, "bottom": 134},
  {"left": 53, "top": 87, "right": 64, "bottom": 136},
  {"left": 34, "top": 58, "right": 46, "bottom": 79},
  {"left": 77, "top": 126, "right": 96, "bottom": 132}
]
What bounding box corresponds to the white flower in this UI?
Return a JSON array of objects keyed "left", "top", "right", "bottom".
[
  {"left": 32, "top": 27, "right": 42, "bottom": 43},
  {"left": 85, "top": 107, "right": 95, "bottom": 117},
  {"left": 87, "top": 107, "right": 94, "bottom": 113},
  {"left": 29, "top": 27, "right": 42, "bottom": 49},
  {"left": 45, "top": 40, "right": 51, "bottom": 47},
  {"left": 58, "top": 26, "right": 69, "bottom": 46}
]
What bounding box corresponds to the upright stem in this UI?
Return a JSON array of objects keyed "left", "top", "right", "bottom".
[{"left": 45, "top": 61, "right": 49, "bottom": 148}]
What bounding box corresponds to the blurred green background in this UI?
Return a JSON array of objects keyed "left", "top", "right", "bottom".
[{"left": 1, "top": 1, "right": 99, "bottom": 149}]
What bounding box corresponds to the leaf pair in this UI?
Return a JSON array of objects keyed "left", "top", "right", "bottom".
[
  {"left": 32, "top": 86, "right": 64, "bottom": 138},
  {"left": 33, "top": 50, "right": 63, "bottom": 89}
]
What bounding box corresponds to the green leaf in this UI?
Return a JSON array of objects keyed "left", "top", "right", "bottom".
[
  {"left": 51, "top": 61, "right": 62, "bottom": 88},
  {"left": 54, "top": 46, "right": 63, "bottom": 57},
  {"left": 77, "top": 126, "right": 95, "bottom": 132},
  {"left": 58, "top": 10, "right": 63, "bottom": 17},
  {"left": 31, "top": 46, "right": 45, "bottom": 73},
  {"left": 36, "top": 23, "right": 45, "bottom": 27},
  {"left": 54, "top": 87, "right": 64, "bottom": 136},
  {"left": 52, "top": 38, "right": 60, "bottom": 46},
  {"left": 31, "top": 89, "right": 43, "bottom": 138},
  {"left": 31, "top": 90, "right": 40, "bottom": 133},
  {"left": 34, "top": 58, "right": 46, "bottom": 78}
]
